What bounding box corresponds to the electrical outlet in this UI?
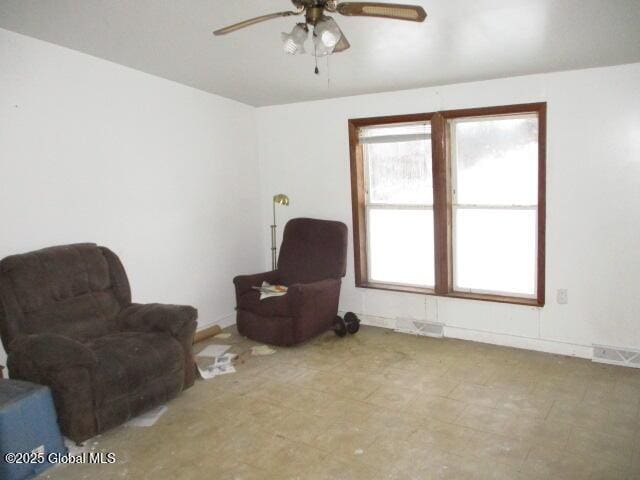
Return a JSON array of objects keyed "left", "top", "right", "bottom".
[{"left": 557, "top": 289, "right": 568, "bottom": 304}]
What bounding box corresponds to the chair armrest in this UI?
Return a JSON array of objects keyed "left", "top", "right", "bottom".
[
  {"left": 233, "top": 270, "right": 280, "bottom": 297},
  {"left": 9, "top": 334, "right": 97, "bottom": 372},
  {"left": 287, "top": 278, "right": 342, "bottom": 313},
  {"left": 285, "top": 279, "right": 343, "bottom": 342},
  {"left": 288, "top": 278, "right": 341, "bottom": 297},
  {"left": 118, "top": 303, "right": 198, "bottom": 338},
  {"left": 119, "top": 303, "right": 198, "bottom": 389}
]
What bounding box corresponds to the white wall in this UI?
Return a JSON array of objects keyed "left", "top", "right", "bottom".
[
  {"left": 256, "top": 63, "right": 640, "bottom": 358},
  {"left": 0, "top": 29, "right": 264, "bottom": 365},
  {"left": 2, "top": 25, "right": 639, "bottom": 367}
]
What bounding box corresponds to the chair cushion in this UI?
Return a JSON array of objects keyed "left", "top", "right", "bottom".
[
  {"left": 237, "top": 290, "right": 291, "bottom": 317},
  {"left": 87, "top": 332, "right": 184, "bottom": 404}
]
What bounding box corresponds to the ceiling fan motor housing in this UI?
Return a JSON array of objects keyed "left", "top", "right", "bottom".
[
  {"left": 306, "top": 7, "right": 326, "bottom": 25},
  {"left": 292, "top": 0, "right": 335, "bottom": 7}
]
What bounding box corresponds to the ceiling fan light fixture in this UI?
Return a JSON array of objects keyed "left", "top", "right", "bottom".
[
  {"left": 214, "top": 2, "right": 428, "bottom": 66},
  {"left": 312, "top": 34, "right": 331, "bottom": 57},
  {"left": 314, "top": 16, "right": 342, "bottom": 49},
  {"left": 281, "top": 23, "right": 308, "bottom": 54}
]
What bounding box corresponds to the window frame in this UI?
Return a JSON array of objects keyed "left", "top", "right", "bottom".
[{"left": 348, "top": 103, "right": 546, "bottom": 307}]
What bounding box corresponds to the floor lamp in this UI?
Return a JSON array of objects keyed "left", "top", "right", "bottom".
[{"left": 271, "top": 194, "right": 290, "bottom": 269}]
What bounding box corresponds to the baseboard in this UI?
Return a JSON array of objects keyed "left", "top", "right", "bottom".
[
  {"left": 196, "top": 312, "right": 236, "bottom": 332},
  {"left": 351, "top": 312, "right": 593, "bottom": 359},
  {"left": 341, "top": 312, "right": 395, "bottom": 330},
  {"left": 353, "top": 313, "right": 444, "bottom": 338},
  {"left": 445, "top": 326, "right": 593, "bottom": 359}
]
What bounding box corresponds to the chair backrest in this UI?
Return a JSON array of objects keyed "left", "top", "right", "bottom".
[
  {"left": 0, "top": 243, "right": 131, "bottom": 351},
  {"left": 277, "top": 218, "right": 348, "bottom": 285}
]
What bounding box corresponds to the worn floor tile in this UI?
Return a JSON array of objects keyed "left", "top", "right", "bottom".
[
  {"left": 310, "top": 419, "right": 380, "bottom": 453},
  {"left": 566, "top": 426, "right": 635, "bottom": 467},
  {"left": 463, "top": 430, "right": 532, "bottom": 467},
  {"left": 523, "top": 445, "right": 595, "bottom": 480},
  {"left": 447, "top": 383, "right": 504, "bottom": 408},
  {"left": 40, "top": 326, "right": 640, "bottom": 480},
  {"left": 411, "top": 393, "right": 468, "bottom": 423},
  {"left": 408, "top": 423, "right": 476, "bottom": 458},
  {"left": 364, "top": 385, "right": 419, "bottom": 410}
]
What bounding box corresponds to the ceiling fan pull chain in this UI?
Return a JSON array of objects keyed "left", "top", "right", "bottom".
[
  {"left": 327, "top": 55, "right": 331, "bottom": 89},
  {"left": 314, "top": 44, "right": 320, "bottom": 74}
]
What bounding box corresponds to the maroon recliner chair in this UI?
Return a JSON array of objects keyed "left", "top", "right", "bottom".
[
  {"left": 234, "top": 217, "right": 357, "bottom": 346},
  {"left": 0, "top": 243, "right": 197, "bottom": 442}
]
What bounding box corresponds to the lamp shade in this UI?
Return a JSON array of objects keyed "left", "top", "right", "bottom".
[{"left": 273, "top": 194, "right": 290, "bottom": 206}]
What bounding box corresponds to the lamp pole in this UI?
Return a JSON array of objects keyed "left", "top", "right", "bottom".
[
  {"left": 271, "top": 202, "right": 277, "bottom": 269},
  {"left": 271, "top": 194, "right": 290, "bottom": 270}
]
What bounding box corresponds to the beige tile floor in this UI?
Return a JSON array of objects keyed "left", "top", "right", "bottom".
[{"left": 41, "top": 326, "right": 640, "bottom": 480}]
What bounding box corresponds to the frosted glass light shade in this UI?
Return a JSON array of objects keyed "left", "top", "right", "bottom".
[
  {"left": 312, "top": 33, "right": 332, "bottom": 57},
  {"left": 281, "top": 24, "right": 308, "bottom": 55},
  {"left": 315, "top": 16, "right": 342, "bottom": 48}
]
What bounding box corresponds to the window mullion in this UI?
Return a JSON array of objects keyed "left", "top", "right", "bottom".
[{"left": 431, "top": 112, "right": 452, "bottom": 295}]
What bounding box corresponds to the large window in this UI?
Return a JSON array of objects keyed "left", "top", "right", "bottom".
[{"left": 348, "top": 104, "right": 546, "bottom": 306}]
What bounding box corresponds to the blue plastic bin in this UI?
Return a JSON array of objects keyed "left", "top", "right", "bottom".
[{"left": 0, "top": 379, "right": 67, "bottom": 480}]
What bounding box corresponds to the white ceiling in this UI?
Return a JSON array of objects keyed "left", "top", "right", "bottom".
[{"left": 1, "top": 0, "right": 639, "bottom": 106}]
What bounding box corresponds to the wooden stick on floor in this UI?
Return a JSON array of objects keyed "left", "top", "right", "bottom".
[{"left": 193, "top": 325, "right": 222, "bottom": 344}]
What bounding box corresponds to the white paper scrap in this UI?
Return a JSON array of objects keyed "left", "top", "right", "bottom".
[
  {"left": 64, "top": 437, "right": 88, "bottom": 455},
  {"left": 197, "top": 344, "right": 230, "bottom": 358},
  {"left": 253, "top": 281, "right": 288, "bottom": 300},
  {"left": 198, "top": 363, "right": 236, "bottom": 380},
  {"left": 214, "top": 353, "right": 236, "bottom": 367},
  {"left": 126, "top": 405, "right": 167, "bottom": 427},
  {"left": 212, "top": 364, "right": 236, "bottom": 376},
  {"left": 251, "top": 345, "right": 276, "bottom": 356},
  {"left": 198, "top": 364, "right": 217, "bottom": 380}
]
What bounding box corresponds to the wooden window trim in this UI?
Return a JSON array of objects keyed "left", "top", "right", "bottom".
[{"left": 348, "top": 102, "right": 546, "bottom": 307}]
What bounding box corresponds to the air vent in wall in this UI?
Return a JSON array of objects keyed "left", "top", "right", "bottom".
[
  {"left": 592, "top": 344, "right": 640, "bottom": 368},
  {"left": 395, "top": 318, "right": 444, "bottom": 338}
]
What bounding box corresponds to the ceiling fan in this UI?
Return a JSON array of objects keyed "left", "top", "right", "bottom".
[{"left": 213, "top": 1, "right": 427, "bottom": 60}]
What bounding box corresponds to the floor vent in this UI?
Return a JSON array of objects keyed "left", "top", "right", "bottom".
[
  {"left": 592, "top": 344, "right": 640, "bottom": 368},
  {"left": 395, "top": 319, "right": 444, "bottom": 338}
]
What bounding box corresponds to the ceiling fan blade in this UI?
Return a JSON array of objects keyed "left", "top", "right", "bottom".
[
  {"left": 213, "top": 11, "right": 300, "bottom": 36},
  {"left": 334, "top": 32, "right": 351, "bottom": 52},
  {"left": 336, "top": 2, "right": 427, "bottom": 22}
]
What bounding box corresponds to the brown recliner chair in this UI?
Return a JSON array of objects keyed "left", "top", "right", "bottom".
[
  {"left": 0, "top": 243, "right": 197, "bottom": 442},
  {"left": 234, "top": 217, "right": 354, "bottom": 346}
]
